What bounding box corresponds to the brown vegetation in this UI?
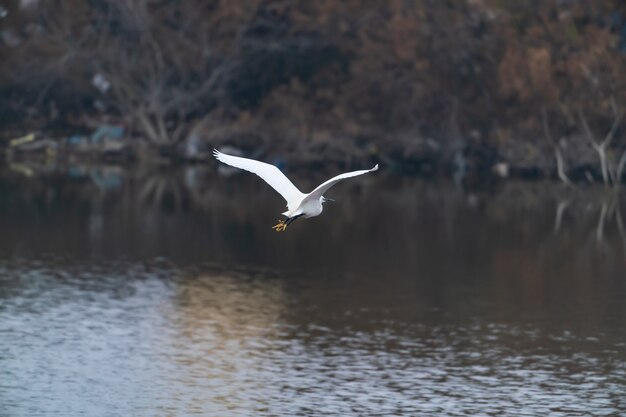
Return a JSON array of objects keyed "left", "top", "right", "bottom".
[{"left": 0, "top": 0, "right": 625, "bottom": 179}]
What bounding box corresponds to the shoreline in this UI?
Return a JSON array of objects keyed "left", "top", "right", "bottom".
[{"left": 0, "top": 127, "right": 618, "bottom": 185}]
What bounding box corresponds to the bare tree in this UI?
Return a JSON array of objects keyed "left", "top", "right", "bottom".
[
  {"left": 87, "top": 0, "right": 224, "bottom": 145},
  {"left": 542, "top": 107, "right": 572, "bottom": 186},
  {"left": 5, "top": 0, "right": 243, "bottom": 146},
  {"left": 578, "top": 99, "right": 624, "bottom": 186}
]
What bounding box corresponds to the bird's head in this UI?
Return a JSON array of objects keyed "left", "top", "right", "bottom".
[{"left": 321, "top": 197, "right": 335, "bottom": 204}]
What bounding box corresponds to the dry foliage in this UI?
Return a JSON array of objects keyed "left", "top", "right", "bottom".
[{"left": 0, "top": 0, "right": 625, "bottom": 174}]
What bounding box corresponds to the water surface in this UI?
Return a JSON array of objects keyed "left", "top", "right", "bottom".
[{"left": 1, "top": 166, "right": 625, "bottom": 416}]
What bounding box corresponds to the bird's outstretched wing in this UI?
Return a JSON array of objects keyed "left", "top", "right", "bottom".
[
  {"left": 303, "top": 164, "right": 379, "bottom": 203},
  {"left": 214, "top": 149, "right": 305, "bottom": 209}
]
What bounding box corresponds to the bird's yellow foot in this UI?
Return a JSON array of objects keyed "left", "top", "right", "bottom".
[{"left": 272, "top": 219, "right": 288, "bottom": 232}]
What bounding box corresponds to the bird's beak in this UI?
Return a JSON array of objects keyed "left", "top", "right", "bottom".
[{"left": 323, "top": 197, "right": 335, "bottom": 203}]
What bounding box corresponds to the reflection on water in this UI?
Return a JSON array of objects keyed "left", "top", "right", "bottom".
[{"left": 0, "top": 167, "right": 625, "bottom": 416}]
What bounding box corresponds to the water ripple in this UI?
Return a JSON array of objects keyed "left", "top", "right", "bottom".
[{"left": 1, "top": 261, "right": 625, "bottom": 416}]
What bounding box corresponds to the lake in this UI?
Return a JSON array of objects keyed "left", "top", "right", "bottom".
[{"left": 1, "top": 164, "right": 625, "bottom": 416}]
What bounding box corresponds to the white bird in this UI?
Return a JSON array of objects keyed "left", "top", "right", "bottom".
[{"left": 213, "top": 149, "right": 378, "bottom": 231}]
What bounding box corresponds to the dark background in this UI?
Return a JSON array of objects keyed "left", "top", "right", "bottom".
[{"left": 1, "top": 0, "right": 626, "bottom": 179}]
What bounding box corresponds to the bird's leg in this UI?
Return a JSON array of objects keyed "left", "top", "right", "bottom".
[
  {"left": 283, "top": 214, "right": 304, "bottom": 226},
  {"left": 285, "top": 215, "right": 299, "bottom": 225}
]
